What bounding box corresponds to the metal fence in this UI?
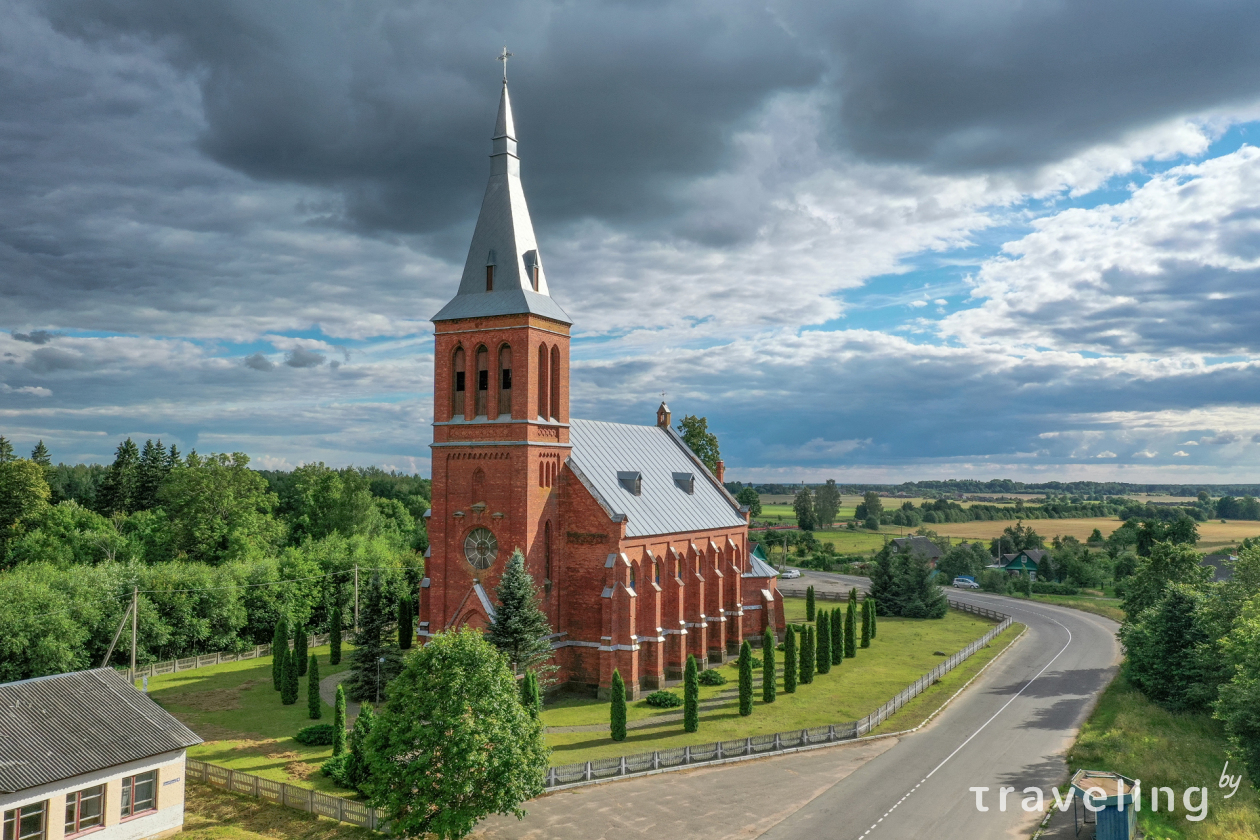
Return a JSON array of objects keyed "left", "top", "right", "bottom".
[
  {"left": 186, "top": 758, "right": 386, "bottom": 831},
  {"left": 543, "top": 598, "right": 1011, "bottom": 788},
  {"left": 122, "top": 633, "right": 332, "bottom": 681}
]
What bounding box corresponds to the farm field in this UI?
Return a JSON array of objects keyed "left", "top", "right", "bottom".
[
  {"left": 543, "top": 598, "right": 1007, "bottom": 765},
  {"left": 144, "top": 644, "right": 359, "bottom": 795},
  {"left": 923, "top": 517, "right": 1260, "bottom": 550}
]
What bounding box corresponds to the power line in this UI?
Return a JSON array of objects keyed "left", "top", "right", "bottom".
[{"left": 126, "top": 565, "right": 412, "bottom": 596}]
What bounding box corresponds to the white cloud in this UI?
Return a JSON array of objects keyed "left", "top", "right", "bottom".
[
  {"left": 1096, "top": 451, "right": 1118, "bottom": 458},
  {"left": 1174, "top": 450, "right": 1191, "bottom": 457},
  {"left": 1134, "top": 449, "right": 1158, "bottom": 458},
  {"left": 0, "top": 383, "right": 51, "bottom": 397}
]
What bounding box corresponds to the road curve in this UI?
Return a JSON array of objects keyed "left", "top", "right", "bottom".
[{"left": 765, "top": 570, "right": 1121, "bottom": 840}]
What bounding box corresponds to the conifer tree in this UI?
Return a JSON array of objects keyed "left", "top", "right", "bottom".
[
  {"left": 738, "top": 641, "right": 753, "bottom": 716},
  {"left": 165, "top": 445, "right": 182, "bottom": 470},
  {"left": 849, "top": 587, "right": 858, "bottom": 604},
  {"left": 817, "top": 611, "right": 831, "bottom": 675},
  {"left": 29, "top": 441, "right": 50, "bottom": 467},
  {"left": 800, "top": 626, "right": 815, "bottom": 684},
  {"left": 845, "top": 600, "right": 858, "bottom": 658},
  {"left": 346, "top": 572, "right": 403, "bottom": 701},
  {"left": 762, "top": 627, "right": 777, "bottom": 703},
  {"left": 272, "top": 616, "right": 289, "bottom": 690},
  {"left": 307, "top": 654, "right": 322, "bottom": 719},
  {"left": 135, "top": 439, "right": 168, "bottom": 510},
  {"left": 869, "top": 599, "right": 878, "bottom": 638},
  {"left": 345, "top": 702, "right": 375, "bottom": 792},
  {"left": 609, "top": 670, "right": 627, "bottom": 741},
  {"left": 831, "top": 608, "right": 843, "bottom": 666},
  {"left": 783, "top": 626, "right": 798, "bottom": 693},
  {"left": 329, "top": 606, "right": 342, "bottom": 665},
  {"left": 294, "top": 624, "right": 309, "bottom": 676},
  {"left": 520, "top": 670, "right": 542, "bottom": 718},
  {"left": 0, "top": 436, "right": 13, "bottom": 463},
  {"left": 398, "top": 595, "right": 414, "bottom": 650},
  {"left": 806, "top": 585, "right": 816, "bottom": 622},
  {"left": 683, "top": 655, "right": 700, "bottom": 732},
  {"left": 332, "top": 684, "right": 347, "bottom": 756},
  {"left": 97, "top": 438, "right": 140, "bottom": 514},
  {"left": 486, "top": 550, "right": 554, "bottom": 678},
  {"left": 861, "top": 599, "right": 872, "bottom": 648},
  {"left": 281, "top": 647, "right": 299, "bottom": 705}
]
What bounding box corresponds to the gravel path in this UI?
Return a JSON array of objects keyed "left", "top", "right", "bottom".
[{"left": 318, "top": 671, "right": 361, "bottom": 723}]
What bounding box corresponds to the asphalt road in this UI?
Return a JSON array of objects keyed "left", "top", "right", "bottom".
[
  {"left": 475, "top": 572, "right": 1121, "bottom": 840},
  {"left": 764, "top": 570, "right": 1121, "bottom": 840}
]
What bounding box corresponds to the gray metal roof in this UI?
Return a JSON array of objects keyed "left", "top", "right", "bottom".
[
  {"left": 567, "top": 419, "right": 746, "bottom": 538},
  {"left": 745, "top": 544, "right": 779, "bottom": 578},
  {"left": 0, "top": 668, "right": 202, "bottom": 793},
  {"left": 433, "top": 81, "right": 572, "bottom": 326},
  {"left": 891, "top": 535, "right": 943, "bottom": 559}
]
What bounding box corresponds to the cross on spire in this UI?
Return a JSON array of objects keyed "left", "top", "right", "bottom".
[{"left": 497, "top": 46, "right": 513, "bottom": 81}]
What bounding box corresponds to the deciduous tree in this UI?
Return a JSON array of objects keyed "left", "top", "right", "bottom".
[
  {"left": 676, "top": 415, "right": 721, "bottom": 473},
  {"left": 793, "top": 486, "right": 817, "bottom": 532},
  {"left": 814, "top": 480, "right": 841, "bottom": 528},
  {"left": 736, "top": 487, "right": 762, "bottom": 516},
  {"left": 398, "top": 594, "right": 413, "bottom": 649},
  {"left": 329, "top": 606, "right": 342, "bottom": 665}
]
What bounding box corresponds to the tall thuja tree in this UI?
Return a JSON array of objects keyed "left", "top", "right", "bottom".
[
  {"left": 97, "top": 438, "right": 140, "bottom": 514},
  {"left": 294, "top": 624, "right": 309, "bottom": 676},
  {"left": 272, "top": 616, "right": 289, "bottom": 690},
  {"left": 816, "top": 612, "right": 831, "bottom": 675},
  {"left": 738, "top": 641, "right": 754, "bottom": 716},
  {"left": 845, "top": 601, "right": 857, "bottom": 658},
  {"left": 307, "top": 654, "right": 322, "bottom": 719},
  {"left": 849, "top": 587, "right": 858, "bottom": 605},
  {"left": 397, "top": 594, "right": 414, "bottom": 650},
  {"left": 805, "top": 586, "right": 816, "bottom": 622},
  {"left": 346, "top": 572, "right": 403, "bottom": 702},
  {"left": 329, "top": 606, "right": 342, "bottom": 665},
  {"left": 861, "top": 600, "right": 872, "bottom": 648},
  {"left": 762, "top": 627, "right": 777, "bottom": 703},
  {"left": 345, "top": 702, "right": 375, "bottom": 793},
  {"left": 332, "top": 684, "right": 347, "bottom": 756},
  {"left": 281, "top": 647, "right": 299, "bottom": 705},
  {"left": 134, "top": 439, "right": 169, "bottom": 511},
  {"left": 486, "top": 550, "right": 554, "bottom": 679},
  {"left": 831, "top": 608, "right": 843, "bottom": 666},
  {"left": 609, "top": 670, "right": 627, "bottom": 741},
  {"left": 683, "top": 655, "right": 700, "bottom": 732},
  {"left": 783, "top": 626, "right": 798, "bottom": 693},
  {"left": 520, "top": 670, "right": 542, "bottom": 719},
  {"left": 869, "top": 599, "right": 878, "bottom": 638},
  {"left": 800, "top": 626, "right": 815, "bottom": 684}
]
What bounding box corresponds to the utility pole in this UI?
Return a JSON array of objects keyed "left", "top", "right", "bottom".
[
  {"left": 354, "top": 564, "right": 360, "bottom": 632},
  {"left": 130, "top": 586, "right": 138, "bottom": 681}
]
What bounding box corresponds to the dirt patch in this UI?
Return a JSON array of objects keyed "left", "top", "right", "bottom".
[
  {"left": 266, "top": 750, "right": 301, "bottom": 761},
  {"left": 172, "top": 679, "right": 261, "bottom": 713},
  {"left": 188, "top": 722, "right": 251, "bottom": 742},
  {"left": 285, "top": 761, "right": 321, "bottom": 781}
]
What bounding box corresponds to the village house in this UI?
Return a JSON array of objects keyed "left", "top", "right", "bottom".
[
  {"left": 991, "top": 549, "right": 1047, "bottom": 578},
  {"left": 889, "top": 535, "right": 943, "bottom": 567},
  {"left": 417, "top": 78, "right": 783, "bottom": 699},
  {"left": 0, "top": 669, "right": 202, "bottom": 840}
]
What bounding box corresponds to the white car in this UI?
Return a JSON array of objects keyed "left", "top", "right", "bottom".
[
  {"left": 780, "top": 569, "right": 802, "bottom": 580},
  {"left": 952, "top": 577, "right": 980, "bottom": 589}
]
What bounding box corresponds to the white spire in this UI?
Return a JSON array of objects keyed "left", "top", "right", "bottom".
[{"left": 432, "top": 78, "right": 571, "bottom": 324}]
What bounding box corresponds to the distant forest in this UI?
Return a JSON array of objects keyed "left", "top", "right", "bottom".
[{"left": 727, "top": 479, "right": 1260, "bottom": 499}]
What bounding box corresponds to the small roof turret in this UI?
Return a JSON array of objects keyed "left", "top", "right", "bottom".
[{"left": 432, "top": 79, "right": 571, "bottom": 325}]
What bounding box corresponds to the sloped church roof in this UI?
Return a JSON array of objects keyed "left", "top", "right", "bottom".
[{"left": 432, "top": 81, "right": 572, "bottom": 325}]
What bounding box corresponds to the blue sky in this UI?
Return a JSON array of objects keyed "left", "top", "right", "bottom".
[{"left": 5, "top": 0, "right": 1260, "bottom": 483}]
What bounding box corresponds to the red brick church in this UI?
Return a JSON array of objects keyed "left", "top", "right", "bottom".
[{"left": 418, "top": 78, "right": 783, "bottom": 698}]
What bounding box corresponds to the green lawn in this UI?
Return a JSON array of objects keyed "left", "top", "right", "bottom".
[
  {"left": 1007, "top": 591, "right": 1126, "bottom": 622},
  {"left": 543, "top": 599, "right": 1000, "bottom": 764},
  {"left": 1070, "top": 675, "right": 1260, "bottom": 840},
  {"left": 183, "top": 780, "right": 376, "bottom": 840},
  {"left": 144, "top": 645, "right": 358, "bottom": 795}
]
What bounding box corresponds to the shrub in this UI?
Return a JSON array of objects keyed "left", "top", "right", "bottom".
[
  {"left": 698, "top": 668, "right": 727, "bottom": 686},
  {"left": 295, "top": 723, "right": 337, "bottom": 745},
  {"left": 748, "top": 656, "right": 763, "bottom": 669},
  {"left": 321, "top": 751, "right": 351, "bottom": 785},
  {"left": 1030, "top": 581, "right": 1081, "bottom": 595},
  {"left": 645, "top": 690, "right": 682, "bottom": 708}
]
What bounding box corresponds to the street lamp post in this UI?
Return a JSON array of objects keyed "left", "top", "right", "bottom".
[{"left": 376, "top": 656, "right": 386, "bottom": 703}]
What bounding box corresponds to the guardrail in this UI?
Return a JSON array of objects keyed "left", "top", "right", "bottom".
[
  {"left": 778, "top": 586, "right": 869, "bottom": 602},
  {"left": 186, "top": 758, "right": 386, "bottom": 831},
  {"left": 122, "top": 633, "right": 332, "bottom": 681},
  {"left": 543, "top": 598, "right": 1011, "bottom": 789}
]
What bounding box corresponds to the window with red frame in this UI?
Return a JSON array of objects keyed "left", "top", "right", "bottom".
[
  {"left": 4, "top": 802, "right": 46, "bottom": 840},
  {"left": 120, "top": 771, "right": 156, "bottom": 818},
  {"left": 64, "top": 786, "right": 103, "bottom": 836}
]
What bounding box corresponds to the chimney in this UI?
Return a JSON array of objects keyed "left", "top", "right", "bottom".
[
  {"left": 657, "top": 402, "right": 671, "bottom": 429},
  {"left": 715, "top": 459, "right": 725, "bottom": 483}
]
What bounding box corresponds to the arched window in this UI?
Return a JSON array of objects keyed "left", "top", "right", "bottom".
[
  {"left": 498, "top": 345, "right": 512, "bottom": 417},
  {"left": 485, "top": 249, "right": 496, "bottom": 291},
  {"left": 452, "top": 347, "right": 466, "bottom": 418},
  {"left": 475, "top": 346, "right": 489, "bottom": 416},
  {"left": 654, "top": 558, "right": 660, "bottom": 585},
  {"left": 538, "top": 343, "right": 549, "bottom": 419},
  {"left": 629, "top": 562, "right": 636, "bottom": 591},
  {"left": 544, "top": 521, "right": 552, "bottom": 580},
  {"left": 549, "top": 345, "right": 560, "bottom": 420}
]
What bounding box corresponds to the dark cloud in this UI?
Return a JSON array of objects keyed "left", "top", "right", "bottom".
[
  {"left": 1201, "top": 431, "right": 1242, "bottom": 445},
  {"left": 11, "top": 330, "right": 54, "bottom": 344},
  {"left": 284, "top": 347, "right": 325, "bottom": 368},
  {"left": 242, "top": 352, "right": 274, "bottom": 371},
  {"left": 23, "top": 347, "right": 96, "bottom": 374}
]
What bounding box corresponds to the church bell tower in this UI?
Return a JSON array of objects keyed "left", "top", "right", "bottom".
[{"left": 420, "top": 76, "right": 572, "bottom": 640}]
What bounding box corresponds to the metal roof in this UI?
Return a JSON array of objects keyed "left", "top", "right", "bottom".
[
  {"left": 433, "top": 80, "right": 572, "bottom": 326},
  {"left": 745, "top": 544, "right": 779, "bottom": 578},
  {"left": 0, "top": 668, "right": 202, "bottom": 793},
  {"left": 567, "top": 419, "right": 746, "bottom": 539}
]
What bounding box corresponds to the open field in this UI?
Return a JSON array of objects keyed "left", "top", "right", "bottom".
[
  {"left": 182, "top": 781, "right": 376, "bottom": 840},
  {"left": 922, "top": 517, "right": 1260, "bottom": 550},
  {"left": 1069, "top": 674, "right": 1260, "bottom": 839},
  {"left": 543, "top": 599, "right": 1001, "bottom": 764},
  {"left": 145, "top": 645, "right": 358, "bottom": 795},
  {"left": 1010, "top": 591, "right": 1126, "bottom": 622}
]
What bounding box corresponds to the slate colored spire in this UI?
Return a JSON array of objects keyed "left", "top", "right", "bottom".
[{"left": 432, "top": 79, "right": 571, "bottom": 325}]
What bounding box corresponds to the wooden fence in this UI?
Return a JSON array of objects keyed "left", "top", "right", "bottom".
[
  {"left": 543, "top": 598, "right": 1011, "bottom": 789},
  {"left": 186, "top": 758, "right": 387, "bottom": 831},
  {"left": 122, "top": 633, "right": 332, "bottom": 681}
]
